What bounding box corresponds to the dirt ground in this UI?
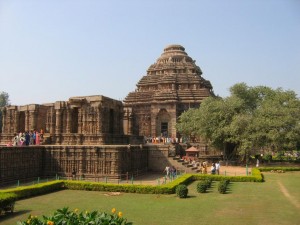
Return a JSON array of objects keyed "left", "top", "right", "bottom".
[{"left": 132, "top": 166, "right": 252, "bottom": 186}]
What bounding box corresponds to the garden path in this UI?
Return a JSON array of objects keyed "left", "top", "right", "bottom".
[{"left": 133, "top": 166, "right": 251, "bottom": 186}]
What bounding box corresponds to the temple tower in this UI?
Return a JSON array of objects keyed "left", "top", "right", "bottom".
[{"left": 123, "top": 44, "right": 214, "bottom": 139}]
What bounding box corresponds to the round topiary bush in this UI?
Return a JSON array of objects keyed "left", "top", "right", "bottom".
[
  {"left": 218, "top": 180, "right": 228, "bottom": 194},
  {"left": 176, "top": 184, "right": 188, "bottom": 198},
  {"left": 196, "top": 181, "right": 207, "bottom": 193},
  {"left": 204, "top": 178, "right": 212, "bottom": 188}
]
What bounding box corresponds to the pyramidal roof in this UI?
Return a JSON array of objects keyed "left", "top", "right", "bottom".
[{"left": 124, "top": 44, "right": 214, "bottom": 105}]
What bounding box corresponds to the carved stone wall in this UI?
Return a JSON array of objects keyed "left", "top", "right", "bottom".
[{"left": 0, "top": 145, "right": 149, "bottom": 186}]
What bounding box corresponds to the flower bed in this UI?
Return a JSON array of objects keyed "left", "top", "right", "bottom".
[{"left": 17, "top": 207, "right": 132, "bottom": 225}]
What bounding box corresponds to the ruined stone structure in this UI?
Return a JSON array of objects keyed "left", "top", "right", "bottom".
[
  {"left": 123, "top": 44, "right": 214, "bottom": 138},
  {"left": 0, "top": 95, "right": 142, "bottom": 145},
  {"left": 0, "top": 44, "right": 218, "bottom": 185}
]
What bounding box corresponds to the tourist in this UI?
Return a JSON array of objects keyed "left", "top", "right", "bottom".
[
  {"left": 164, "top": 165, "right": 170, "bottom": 178},
  {"left": 19, "top": 134, "right": 25, "bottom": 146},
  {"left": 25, "top": 131, "right": 30, "bottom": 146},
  {"left": 40, "top": 128, "right": 44, "bottom": 139},
  {"left": 210, "top": 163, "right": 216, "bottom": 175},
  {"left": 35, "top": 131, "right": 40, "bottom": 145},
  {"left": 215, "top": 161, "right": 220, "bottom": 175},
  {"left": 12, "top": 133, "right": 18, "bottom": 146},
  {"left": 172, "top": 166, "right": 177, "bottom": 177},
  {"left": 72, "top": 168, "right": 76, "bottom": 180},
  {"left": 30, "top": 131, "right": 34, "bottom": 145},
  {"left": 201, "top": 162, "right": 207, "bottom": 174}
]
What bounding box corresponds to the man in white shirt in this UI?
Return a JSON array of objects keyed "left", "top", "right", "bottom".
[{"left": 215, "top": 162, "right": 220, "bottom": 175}]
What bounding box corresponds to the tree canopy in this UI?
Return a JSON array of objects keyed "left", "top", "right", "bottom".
[
  {"left": 0, "top": 91, "right": 10, "bottom": 107},
  {"left": 176, "top": 83, "right": 300, "bottom": 159},
  {"left": 0, "top": 91, "right": 10, "bottom": 132}
]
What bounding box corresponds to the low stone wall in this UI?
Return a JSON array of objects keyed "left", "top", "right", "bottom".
[{"left": 0, "top": 145, "right": 149, "bottom": 186}]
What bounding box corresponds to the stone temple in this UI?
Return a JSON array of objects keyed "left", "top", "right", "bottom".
[
  {"left": 123, "top": 44, "right": 214, "bottom": 139},
  {"left": 0, "top": 44, "right": 217, "bottom": 186}
]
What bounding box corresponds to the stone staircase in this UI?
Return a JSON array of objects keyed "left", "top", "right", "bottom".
[{"left": 167, "top": 156, "right": 201, "bottom": 174}]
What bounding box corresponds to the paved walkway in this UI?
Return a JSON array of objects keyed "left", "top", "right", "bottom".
[{"left": 132, "top": 166, "right": 252, "bottom": 185}]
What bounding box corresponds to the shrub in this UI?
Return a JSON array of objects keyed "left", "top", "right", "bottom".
[
  {"left": 196, "top": 181, "right": 207, "bottom": 193},
  {"left": 220, "top": 178, "right": 230, "bottom": 185},
  {"left": 0, "top": 193, "right": 17, "bottom": 214},
  {"left": 176, "top": 184, "right": 188, "bottom": 198},
  {"left": 203, "top": 178, "right": 212, "bottom": 188},
  {"left": 17, "top": 207, "right": 132, "bottom": 225},
  {"left": 218, "top": 180, "right": 229, "bottom": 194}
]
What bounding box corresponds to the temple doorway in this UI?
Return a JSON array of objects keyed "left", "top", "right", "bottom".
[
  {"left": 156, "top": 109, "right": 171, "bottom": 137},
  {"left": 161, "top": 122, "right": 168, "bottom": 137}
]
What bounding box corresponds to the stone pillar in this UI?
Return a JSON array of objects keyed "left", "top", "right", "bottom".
[
  {"left": 25, "top": 111, "right": 30, "bottom": 131},
  {"left": 111, "top": 151, "right": 121, "bottom": 175},
  {"left": 123, "top": 108, "right": 133, "bottom": 135},
  {"left": 14, "top": 111, "right": 20, "bottom": 133},
  {"left": 55, "top": 109, "right": 61, "bottom": 134},
  {"left": 29, "top": 111, "right": 36, "bottom": 131},
  {"left": 66, "top": 108, "right": 71, "bottom": 134},
  {"left": 96, "top": 107, "right": 101, "bottom": 134},
  {"left": 128, "top": 113, "right": 133, "bottom": 135},
  {"left": 1, "top": 108, "right": 6, "bottom": 133},
  {"left": 78, "top": 109, "right": 82, "bottom": 134},
  {"left": 82, "top": 109, "right": 87, "bottom": 134},
  {"left": 49, "top": 108, "right": 55, "bottom": 134}
]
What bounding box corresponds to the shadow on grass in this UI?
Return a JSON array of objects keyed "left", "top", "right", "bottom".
[
  {"left": 221, "top": 183, "right": 233, "bottom": 194},
  {"left": 186, "top": 195, "right": 197, "bottom": 198},
  {"left": 0, "top": 209, "right": 31, "bottom": 222}
]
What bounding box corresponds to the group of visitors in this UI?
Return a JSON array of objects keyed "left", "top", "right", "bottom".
[
  {"left": 7, "top": 129, "right": 44, "bottom": 146},
  {"left": 199, "top": 161, "right": 221, "bottom": 175},
  {"left": 163, "top": 165, "right": 177, "bottom": 178},
  {"left": 145, "top": 136, "right": 183, "bottom": 144},
  {"left": 210, "top": 162, "right": 220, "bottom": 175}
]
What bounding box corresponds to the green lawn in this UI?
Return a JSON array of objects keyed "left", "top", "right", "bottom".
[{"left": 1, "top": 172, "right": 299, "bottom": 225}]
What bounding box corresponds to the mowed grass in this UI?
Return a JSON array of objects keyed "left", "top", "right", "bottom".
[{"left": 1, "top": 172, "right": 300, "bottom": 225}]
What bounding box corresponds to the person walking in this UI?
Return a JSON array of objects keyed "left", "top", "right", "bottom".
[
  {"left": 164, "top": 165, "right": 170, "bottom": 178},
  {"left": 215, "top": 161, "right": 220, "bottom": 175}
]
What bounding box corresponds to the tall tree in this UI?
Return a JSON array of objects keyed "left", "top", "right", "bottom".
[
  {"left": 0, "top": 91, "right": 10, "bottom": 132},
  {"left": 176, "top": 83, "right": 300, "bottom": 161},
  {"left": 0, "top": 91, "right": 10, "bottom": 107}
]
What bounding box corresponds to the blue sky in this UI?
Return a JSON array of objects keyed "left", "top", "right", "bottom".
[{"left": 0, "top": 0, "right": 299, "bottom": 105}]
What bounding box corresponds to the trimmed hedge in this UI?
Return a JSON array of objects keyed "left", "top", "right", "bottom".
[
  {"left": 0, "top": 168, "right": 265, "bottom": 200},
  {"left": 0, "top": 181, "right": 64, "bottom": 200},
  {"left": 0, "top": 192, "right": 17, "bottom": 212},
  {"left": 64, "top": 181, "right": 174, "bottom": 194},
  {"left": 258, "top": 167, "right": 300, "bottom": 172},
  {"left": 192, "top": 168, "right": 263, "bottom": 183}
]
